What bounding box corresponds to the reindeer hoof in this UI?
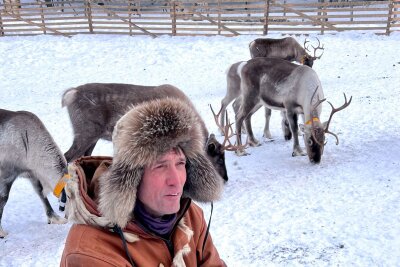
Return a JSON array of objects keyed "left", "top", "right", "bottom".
[
  {"left": 263, "top": 130, "right": 272, "bottom": 139},
  {"left": 235, "top": 149, "right": 249, "bottom": 156},
  {"left": 292, "top": 150, "right": 307, "bottom": 157},
  {"left": 48, "top": 214, "right": 68, "bottom": 224},
  {"left": 0, "top": 227, "right": 8, "bottom": 238},
  {"left": 0, "top": 231, "right": 8, "bottom": 238},
  {"left": 263, "top": 137, "right": 274, "bottom": 143},
  {"left": 249, "top": 140, "right": 261, "bottom": 147}
]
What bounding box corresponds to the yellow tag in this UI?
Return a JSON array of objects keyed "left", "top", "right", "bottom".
[
  {"left": 305, "top": 117, "right": 320, "bottom": 125},
  {"left": 53, "top": 173, "right": 71, "bottom": 198}
]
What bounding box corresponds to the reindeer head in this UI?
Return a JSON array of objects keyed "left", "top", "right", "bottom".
[
  {"left": 302, "top": 38, "right": 325, "bottom": 68},
  {"left": 300, "top": 89, "right": 352, "bottom": 164},
  {"left": 205, "top": 133, "right": 228, "bottom": 182},
  {"left": 299, "top": 118, "right": 326, "bottom": 163}
]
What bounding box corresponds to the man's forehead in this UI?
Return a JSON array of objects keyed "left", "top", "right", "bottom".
[{"left": 156, "top": 148, "right": 186, "bottom": 162}]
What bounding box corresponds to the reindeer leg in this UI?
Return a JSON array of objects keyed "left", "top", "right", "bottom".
[
  {"left": 84, "top": 142, "right": 97, "bottom": 157},
  {"left": 245, "top": 103, "right": 263, "bottom": 147},
  {"left": 64, "top": 135, "right": 99, "bottom": 162},
  {"left": 235, "top": 95, "right": 259, "bottom": 155},
  {"left": 220, "top": 96, "right": 234, "bottom": 136},
  {"left": 29, "top": 179, "right": 67, "bottom": 225},
  {"left": 286, "top": 111, "right": 306, "bottom": 157},
  {"left": 281, "top": 111, "right": 292, "bottom": 140},
  {"left": 225, "top": 62, "right": 243, "bottom": 135},
  {"left": 235, "top": 113, "right": 248, "bottom": 156},
  {"left": 263, "top": 107, "right": 273, "bottom": 140},
  {"left": 0, "top": 171, "right": 16, "bottom": 238},
  {"left": 233, "top": 98, "right": 247, "bottom": 134}
]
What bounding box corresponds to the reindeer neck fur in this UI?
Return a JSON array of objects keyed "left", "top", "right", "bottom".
[
  {"left": 0, "top": 110, "right": 67, "bottom": 194},
  {"left": 299, "top": 69, "right": 324, "bottom": 124},
  {"left": 283, "top": 66, "right": 323, "bottom": 120}
]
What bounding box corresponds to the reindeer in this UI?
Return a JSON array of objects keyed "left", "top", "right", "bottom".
[
  {"left": 0, "top": 109, "right": 68, "bottom": 238},
  {"left": 233, "top": 57, "right": 351, "bottom": 163},
  {"left": 219, "top": 37, "right": 325, "bottom": 140},
  {"left": 62, "top": 83, "right": 229, "bottom": 181},
  {"left": 219, "top": 61, "right": 272, "bottom": 140},
  {"left": 249, "top": 36, "right": 324, "bottom": 68}
]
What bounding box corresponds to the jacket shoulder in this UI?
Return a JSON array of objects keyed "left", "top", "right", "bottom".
[{"left": 60, "top": 224, "right": 129, "bottom": 267}]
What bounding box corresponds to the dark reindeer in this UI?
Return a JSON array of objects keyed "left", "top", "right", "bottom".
[
  {"left": 0, "top": 109, "right": 67, "bottom": 238},
  {"left": 62, "top": 83, "right": 229, "bottom": 181},
  {"left": 219, "top": 37, "right": 324, "bottom": 139},
  {"left": 233, "top": 57, "right": 351, "bottom": 163},
  {"left": 249, "top": 36, "right": 324, "bottom": 67}
]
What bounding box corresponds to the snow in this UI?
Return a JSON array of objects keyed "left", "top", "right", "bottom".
[{"left": 0, "top": 32, "right": 400, "bottom": 266}]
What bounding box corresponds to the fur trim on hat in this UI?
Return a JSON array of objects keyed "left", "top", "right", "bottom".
[{"left": 98, "top": 98, "right": 223, "bottom": 228}]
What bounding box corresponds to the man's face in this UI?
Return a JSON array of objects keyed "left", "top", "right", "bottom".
[{"left": 137, "top": 148, "right": 187, "bottom": 217}]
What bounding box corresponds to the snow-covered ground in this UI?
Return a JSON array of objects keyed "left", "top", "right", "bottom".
[{"left": 0, "top": 32, "right": 399, "bottom": 266}]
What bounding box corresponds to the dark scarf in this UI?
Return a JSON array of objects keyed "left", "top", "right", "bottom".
[{"left": 134, "top": 200, "right": 177, "bottom": 237}]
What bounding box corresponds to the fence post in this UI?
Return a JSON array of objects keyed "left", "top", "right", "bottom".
[
  {"left": 386, "top": 0, "right": 394, "bottom": 35},
  {"left": 172, "top": 1, "right": 176, "bottom": 36},
  {"left": 37, "top": 0, "right": 47, "bottom": 34},
  {"left": 85, "top": 0, "right": 93, "bottom": 33},
  {"left": 218, "top": 0, "right": 221, "bottom": 35},
  {"left": 128, "top": 0, "right": 132, "bottom": 36},
  {"left": 321, "top": 1, "right": 326, "bottom": 35},
  {"left": 0, "top": 6, "right": 4, "bottom": 36},
  {"left": 263, "top": 0, "right": 270, "bottom": 35}
]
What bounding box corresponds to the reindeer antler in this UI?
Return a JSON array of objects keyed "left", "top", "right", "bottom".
[
  {"left": 303, "top": 38, "right": 310, "bottom": 51},
  {"left": 310, "top": 86, "right": 326, "bottom": 111},
  {"left": 324, "top": 93, "right": 353, "bottom": 145},
  {"left": 304, "top": 37, "right": 325, "bottom": 60},
  {"left": 209, "top": 104, "right": 248, "bottom": 152}
]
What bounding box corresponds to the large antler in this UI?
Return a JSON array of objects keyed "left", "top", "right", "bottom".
[
  {"left": 209, "top": 104, "right": 248, "bottom": 152},
  {"left": 304, "top": 37, "right": 325, "bottom": 60},
  {"left": 324, "top": 93, "right": 353, "bottom": 145}
]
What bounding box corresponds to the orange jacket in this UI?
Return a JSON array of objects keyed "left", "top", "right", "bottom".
[{"left": 60, "top": 157, "right": 226, "bottom": 267}]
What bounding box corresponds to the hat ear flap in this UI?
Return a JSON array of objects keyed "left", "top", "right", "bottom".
[
  {"left": 98, "top": 163, "right": 143, "bottom": 228},
  {"left": 183, "top": 154, "right": 223, "bottom": 202}
]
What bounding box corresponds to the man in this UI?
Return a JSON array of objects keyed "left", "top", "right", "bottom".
[{"left": 60, "top": 98, "right": 226, "bottom": 266}]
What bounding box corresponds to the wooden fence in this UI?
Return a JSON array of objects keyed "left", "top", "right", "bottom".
[{"left": 0, "top": 0, "right": 399, "bottom": 37}]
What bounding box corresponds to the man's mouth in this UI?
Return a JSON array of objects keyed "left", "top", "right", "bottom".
[{"left": 166, "top": 193, "right": 179, "bottom": 197}]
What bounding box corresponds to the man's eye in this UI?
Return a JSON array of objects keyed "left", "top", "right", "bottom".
[{"left": 154, "top": 164, "right": 165, "bottom": 169}]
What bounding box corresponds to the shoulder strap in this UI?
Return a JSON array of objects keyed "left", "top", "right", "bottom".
[{"left": 113, "top": 225, "right": 136, "bottom": 267}]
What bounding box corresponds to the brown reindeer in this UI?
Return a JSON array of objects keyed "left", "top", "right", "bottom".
[
  {"left": 249, "top": 36, "right": 324, "bottom": 67},
  {"left": 62, "top": 83, "right": 229, "bottom": 181},
  {"left": 0, "top": 109, "right": 67, "bottom": 238}
]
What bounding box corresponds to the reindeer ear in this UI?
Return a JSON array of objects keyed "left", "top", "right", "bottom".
[
  {"left": 207, "top": 142, "right": 217, "bottom": 155},
  {"left": 322, "top": 121, "right": 329, "bottom": 130},
  {"left": 300, "top": 55, "right": 307, "bottom": 64},
  {"left": 299, "top": 124, "right": 305, "bottom": 133},
  {"left": 206, "top": 134, "right": 218, "bottom": 156}
]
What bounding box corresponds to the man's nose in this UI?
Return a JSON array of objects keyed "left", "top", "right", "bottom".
[{"left": 166, "top": 166, "right": 182, "bottom": 185}]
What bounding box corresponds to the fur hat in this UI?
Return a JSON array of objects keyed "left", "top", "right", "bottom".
[{"left": 98, "top": 98, "right": 224, "bottom": 228}]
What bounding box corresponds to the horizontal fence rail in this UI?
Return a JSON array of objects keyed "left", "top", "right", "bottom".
[{"left": 0, "top": 0, "right": 399, "bottom": 37}]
